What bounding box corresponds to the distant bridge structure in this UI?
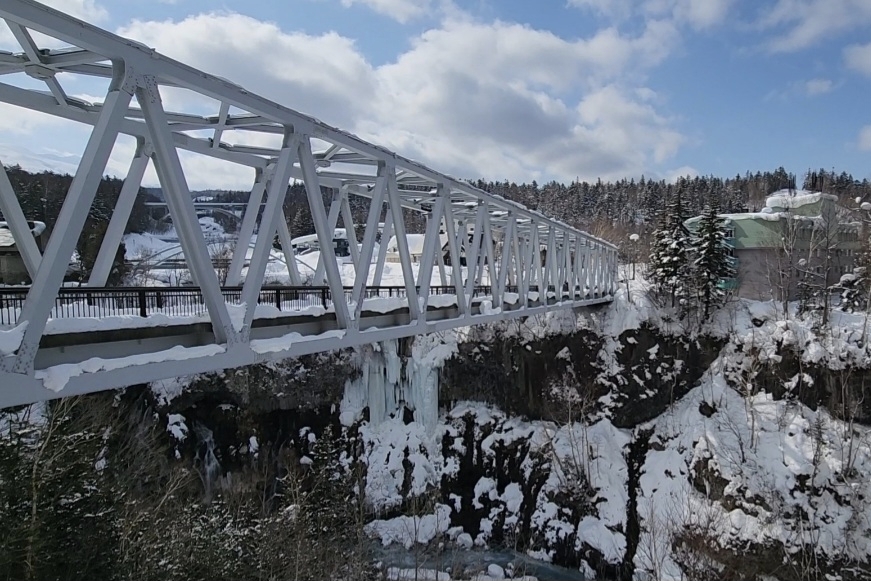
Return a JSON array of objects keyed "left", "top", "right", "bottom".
[{"left": 0, "top": 0, "right": 618, "bottom": 408}]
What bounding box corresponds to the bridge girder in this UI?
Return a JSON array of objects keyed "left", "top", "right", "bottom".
[{"left": 0, "top": 0, "right": 619, "bottom": 407}]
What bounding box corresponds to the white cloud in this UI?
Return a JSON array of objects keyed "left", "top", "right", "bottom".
[
  {"left": 364, "top": 18, "right": 684, "bottom": 181},
  {"left": 0, "top": 0, "right": 109, "bottom": 50},
  {"left": 339, "top": 0, "right": 432, "bottom": 23},
  {"left": 569, "top": 0, "right": 733, "bottom": 29},
  {"left": 33, "top": 0, "right": 108, "bottom": 23},
  {"left": 117, "top": 13, "right": 377, "bottom": 130},
  {"left": 859, "top": 125, "right": 871, "bottom": 152},
  {"left": 672, "top": 0, "right": 733, "bottom": 29},
  {"left": 845, "top": 42, "right": 871, "bottom": 77},
  {"left": 3, "top": 10, "right": 688, "bottom": 187},
  {"left": 568, "top": 0, "right": 634, "bottom": 19},
  {"left": 759, "top": 0, "right": 871, "bottom": 52},
  {"left": 666, "top": 165, "right": 699, "bottom": 182},
  {"left": 804, "top": 78, "right": 833, "bottom": 96}
]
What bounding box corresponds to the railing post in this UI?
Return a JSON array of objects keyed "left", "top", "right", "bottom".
[
  {"left": 138, "top": 289, "right": 147, "bottom": 317},
  {"left": 321, "top": 287, "right": 328, "bottom": 309},
  {"left": 275, "top": 288, "right": 282, "bottom": 310}
]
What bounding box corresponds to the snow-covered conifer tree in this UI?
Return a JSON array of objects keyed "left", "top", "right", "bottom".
[
  {"left": 647, "top": 192, "right": 692, "bottom": 308},
  {"left": 692, "top": 203, "right": 735, "bottom": 320}
]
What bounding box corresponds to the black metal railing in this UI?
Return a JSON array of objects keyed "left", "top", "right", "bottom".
[{"left": 0, "top": 284, "right": 495, "bottom": 327}]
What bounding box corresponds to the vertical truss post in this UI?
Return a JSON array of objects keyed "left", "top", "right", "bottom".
[
  {"left": 138, "top": 75, "right": 236, "bottom": 344},
  {"left": 10, "top": 64, "right": 134, "bottom": 372},
  {"left": 454, "top": 218, "right": 467, "bottom": 278},
  {"left": 415, "top": 194, "right": 446, "bottom": 323},
  {"left": 351, "top": 166, "right": 388, "bottom": 323},
  {"left": 441, "top": 199, "right": 466, "bottom": 316},
  {"left": 340, "top": 190, "right": 360, "bottom": 271},
  {"left": 0, "top": 158, "right": 42, "bottom": 279},
  {"left": 87, "top": 138, "right": 151, "bottom": 287},
  {"left": 555, "top": 238, "right": 565, "bottom": 296},
  {"left": 591, "top": 244, "right": 600, "bottom": 296},
  {"left": 239, "top": 132, "right": 299, "bottom": 335},
  {"left": 298, "top": 136, "right": 350, "bottom": 328},
  {"left": 510, "top": 223, "right": 522, "bottom": 289},
  {"left": 572, "top": 238, "right": 582, "bottom": 299},
  {"left": 314, "top": 189, "right": 343, "bottom": 285},
  {"left": 608, "top": 247, "right": 617, "bottom": 295},
  {"left": 495, "top": 214, "right": 515, "bottom": 306},
  {"left": 436, "top": 242, "right": 448, "bottom": 286},
  {"left": 276, "top": 208, "right": 302, "bottom": 286},
  {"left": 523, "top": 233, "right": 534, "bottom": 304},
  {"left": 546, "top": 227, "right": 557, "bottom": 295},
  {"left": 464, "top": 204, "right": 486, "bottom": 311},
  {"left": 227, "top": 166, "right": 269, "bottom": 287},
  {"left": 532, "top": 224, "right": 542, "bottom": 293},
  {"left": 211, "top": 101, "right": 230, "bottom": 149},
  {"left": 480, "top": 208, "right": 496, "bottom": 287},
  {"left": 372, "top": 208, "right": 392, "bottom": 287},
  {"left": 560, "top": 234, "right": 574, "bottom": 300},
  {"left": 386, "top": 167, "right": 420, "bottom": 320}
]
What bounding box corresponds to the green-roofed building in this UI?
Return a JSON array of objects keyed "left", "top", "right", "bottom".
[{"left": 685, "top": 190, "right": 860, "bottom": 301}]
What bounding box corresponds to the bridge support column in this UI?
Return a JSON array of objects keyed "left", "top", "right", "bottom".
[
  {"left": 88, "top": 138, "right": 151, "bottom": 287},
  {"left": 350, "top": 165, "right": 388, "bottom": 324},
  {"left": 415, "top": 194, "right": 446, "bottom": 324},
  {"left": 386, "top": 166, "right": 420, "bottom": 321},
  {"left": 0, "top": 158, "right": 42, "bottom": 279},
  {"left": 239, "top": 132, "right": 299, "bottom": 335},
  {"left": 139, "top": 75, "right": 237, "bottom": 345},
  {"left": 441, "top": 198, "right": 466, "bottom": 316},
  {"left": 298, "top": 136, "right": 350, "bottom": 328},
  {"left": 227, "top": 166, "right": 269, "bottom": 287},
  {"left": 314, "top": 188, "right": 343, "bottom": 285},
  {"left": 495, "top": 214, "right": 515, "bottom": 307},
  {"left": 8, "top": 66, "right": 134, "bottom": 373}
]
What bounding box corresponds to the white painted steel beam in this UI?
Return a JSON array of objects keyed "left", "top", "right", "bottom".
[
  {"left": 298, "top": 136, "right": 350, "bottom": 328},
  {"left": 0, "top": 1, "right": 619, "bottom": 406},
  {"left": 8, "top": 64, "right": 134, "bottom": 374},
  {"left": 139, "top": 75, "right": 237, "bottom": 345},
  {"left": 227, "top": 167, "right": 269, "bottom": 286},
  {"left": 0, "top": 158, "right": 42, "bottom": 279},
  {"left": 87, "top": 139, "right": 151, "bottom": 287},
  {"left": 239, "top": 133, "right": 299, "bottom": 335}
]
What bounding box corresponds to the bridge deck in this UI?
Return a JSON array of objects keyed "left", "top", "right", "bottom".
[{"left": 1, "top": 284, "right": 611, "bottom": 408}]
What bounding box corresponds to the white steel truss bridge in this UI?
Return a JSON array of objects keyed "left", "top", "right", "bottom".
[{"left": 0, "top": 0, "right": 618, "bottom": 409}]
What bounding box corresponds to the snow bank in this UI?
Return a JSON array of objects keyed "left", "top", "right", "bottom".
[
  {"left": 635, "top": 354, "right": 871, "bottom": 579},
  {"left": 35, "top": 344, "right": 225, "bottom": 392},
  {"left": 365, "top": 503, "right": 452, "bottom": 548},
  {"left": 0, "top": 322, "right": 26, "bottom": 355}
]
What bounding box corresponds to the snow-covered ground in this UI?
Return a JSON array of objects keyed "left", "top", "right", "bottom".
[{"left": 341, "top": 269, "right": 871, "bottom": 579}]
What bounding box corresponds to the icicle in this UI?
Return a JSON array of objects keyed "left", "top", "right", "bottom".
[
  {"left": 193, "top": 423, "right": 221, "bottom": 500},
  {"left": 338, "top": 337, "right": 445, "bottom": 435}
]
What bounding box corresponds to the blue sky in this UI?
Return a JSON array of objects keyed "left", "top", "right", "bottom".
[{"left": 0, "top": 0, "right": 870, "bottom": 190}]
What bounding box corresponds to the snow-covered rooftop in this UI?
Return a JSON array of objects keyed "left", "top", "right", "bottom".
[
  {"left": 386, "top": 233, "right": 449, "bottom": 255},
  {"left": 0, "top": 221, "right": 46, "bottom": 249},
  {"left": 291, "top": 228, "right": 349, "bottom": 246},
  {"left": 687, "top": 189, "right": 843, "bottom": 225}
]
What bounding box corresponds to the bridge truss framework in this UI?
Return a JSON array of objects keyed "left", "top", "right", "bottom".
[{"left": 0, "top": 0, "right": 618, "bottom": 407}]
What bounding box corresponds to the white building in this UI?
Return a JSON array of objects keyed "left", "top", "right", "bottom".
[
  {"left": 290, "top": 228, "right": 351, "bottom": 257},
  {"left": 385, "top": 233, "right": 451, "bottom": 263}
]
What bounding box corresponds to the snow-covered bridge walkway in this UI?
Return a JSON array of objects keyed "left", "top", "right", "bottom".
[{"left": 0, "top": 0, "right": 617, "bottom": 407}]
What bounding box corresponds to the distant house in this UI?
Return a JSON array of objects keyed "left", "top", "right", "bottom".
[
  {"left": 0, "top": 221, "right": 47, "bottom": 284},
  {"left": 385, "top": 233, "right": 457, "bottom": 264},
  {"left": 290, "top": 228, "right": 351, "bottom": 257},
  {"left": 386, "top": 234, "right": 443, "bottom": 264},
  {"left": 685, "top": 190, "right": 860, "bottom": 301}
]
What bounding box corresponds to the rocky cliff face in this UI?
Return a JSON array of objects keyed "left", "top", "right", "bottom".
[{"left": 159, "top": 310, "right": 871, "bottom": 581}]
